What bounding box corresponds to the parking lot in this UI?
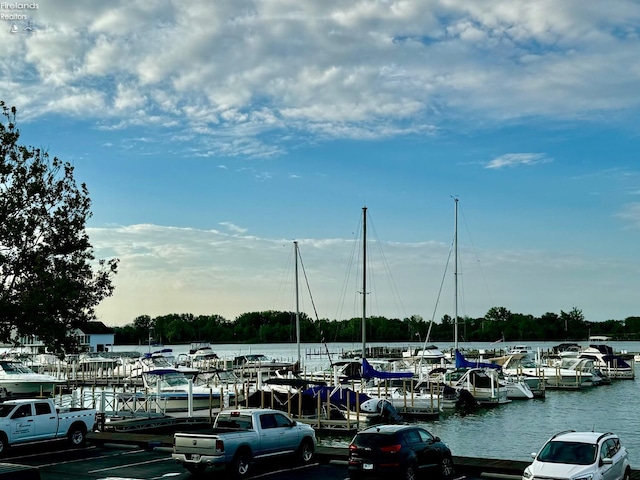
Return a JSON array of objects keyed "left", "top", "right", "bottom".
[
  {"left": 2, "top": 441, "right": 352, "bottom": 480},
  {"left": 1, "top": 440, "right": 515, "bottom": 480}
]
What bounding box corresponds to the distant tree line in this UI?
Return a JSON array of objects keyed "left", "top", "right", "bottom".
[{"left": 112, "top": 307, "right": 640, "bottom": 345}]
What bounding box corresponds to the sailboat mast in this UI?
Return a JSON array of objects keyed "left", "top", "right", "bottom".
[
  {"left": 454, "top": 197, "right": 459, "bottom": 351},
  {"left": 362, "top": 206, "right": 367, "bottom": 360},
  {"left": 294, "top": 241, "right": 301, "bottom": 368}
]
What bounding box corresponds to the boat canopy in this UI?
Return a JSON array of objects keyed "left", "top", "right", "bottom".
[
  {"left": 455, "top": 350, "right": 501, "bottom": 370},
  {"left": 361, "top": 358, "right": 413, "bottom": 380}
]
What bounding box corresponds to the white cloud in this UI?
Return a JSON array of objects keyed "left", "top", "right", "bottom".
[
  {"left": 485, "top": 153, "right": 552, "bottom": 169},
  {"left": 219, "top": 222, "right": 248, "bottom": 234},
  {"left": 3, "top": 0, "right": 640, "bottom": 157}
]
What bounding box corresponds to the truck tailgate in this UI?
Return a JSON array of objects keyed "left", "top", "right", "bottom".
[{"left": 174, "top": 433, "right": 222, "bottom": 455}]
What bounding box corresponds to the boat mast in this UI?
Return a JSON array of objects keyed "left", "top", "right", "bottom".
[
  {"left": 294, "top": 241, "right": 301, "bottom": 369},
  {"left": 362, "top": 206, "right": 367, "bottom": 360},
  {"left": 453, "top": 196, "right": 459, "bottom": 351}
]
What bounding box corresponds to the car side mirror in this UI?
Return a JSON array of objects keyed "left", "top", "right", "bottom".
[
  {"left": 602, "top": 458, "right": 613, "bottom": 465},
  {"left": 434, "top": 436, "right": 441, "bottom": 442},
  {"left": 530, "top": 453, "right": 537, "bottom": 459}
]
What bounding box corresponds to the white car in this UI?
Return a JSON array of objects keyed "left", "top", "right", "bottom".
[{"left": 523, "top": 431, "right": 631, "bottom": 480}]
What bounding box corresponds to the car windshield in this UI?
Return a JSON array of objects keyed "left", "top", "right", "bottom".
[{"left": 537, "top": 440, "right": 597, "bottom": 465}]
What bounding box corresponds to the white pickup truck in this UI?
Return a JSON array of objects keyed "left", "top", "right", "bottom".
[
  {"left": 172, "top": 408, "right": 317, "bottom": 477},
  {"left": 0, "top": 398, "right": 96, "bottom": 455}
]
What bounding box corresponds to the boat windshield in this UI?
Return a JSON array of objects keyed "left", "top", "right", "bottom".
[
  {"left": 537, "top": 441, "right": 596, "bottom": 465},
  {"left": 0, "top": 361, "right": 36, "bottom": 374}
]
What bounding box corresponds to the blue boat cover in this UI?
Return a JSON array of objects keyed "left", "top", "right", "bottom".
[
  {"left": 361, "top": 358, "right": 414, "bottom": 380},
  {"left": 455, "top": 349, "right": 501, "bottom": 370}
]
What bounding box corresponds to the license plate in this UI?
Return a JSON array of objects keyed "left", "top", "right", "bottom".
[
  {"left": 363, "top": 463, "right": 373, "bottom": 470},
  {"left": 191, "top": 454, "right": 201, "bottom": 462}
]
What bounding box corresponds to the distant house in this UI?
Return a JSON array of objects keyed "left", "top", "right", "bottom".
[{"left": 18, "top": 321, "right": 115, "bottom": 354}]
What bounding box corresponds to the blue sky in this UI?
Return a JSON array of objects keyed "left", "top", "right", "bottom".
[{"left": 2, "top": 1, "right": 640, "bottom": 329}]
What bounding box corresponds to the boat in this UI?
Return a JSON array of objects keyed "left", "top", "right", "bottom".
[
  {"left": 443, "top": 366, "right": 510, "bottom": 407},
  {"left": 129, "top": 349, "right": 200, "bottom": 379},
  {"left": 578, "top": 343, "right": 635, "bottom": 379},
  {"left": 506, "top": 345, "right": 536, "bottom": 357},
  {"left": 0, "top": 358, "right": 64, "bottom": 398},
  {"left": 232, "top": 354, "right": 297, "bottom": 379},
  {"left": 493, "top": 353, "right": 598, "bottom": 388},
  {"left": 135, "top": 368, "right": 234, "bottom": 411}
]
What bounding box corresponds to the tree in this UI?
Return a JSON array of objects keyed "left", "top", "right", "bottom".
[{"left": 0, "top": 102, "right": 118, "bottom": 355}]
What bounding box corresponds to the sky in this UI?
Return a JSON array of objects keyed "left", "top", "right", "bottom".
[{"left": 2, "top": 1, "right": 640, "bottom": 330}]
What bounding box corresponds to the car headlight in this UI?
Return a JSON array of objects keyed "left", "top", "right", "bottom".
[
  {"left": 523, "top": 467, "right": 532, "bottom": 479},
  {"left": 573, "top": 474, "right": 593, "bottom": 480}
]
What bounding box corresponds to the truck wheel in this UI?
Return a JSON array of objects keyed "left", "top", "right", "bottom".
[
  {"left": 0, "top": 433, "right": 8, "bottom": 456},
  {"left": 232, "top": 450, "right": 251, "bottom": 478},
  {"left": 298, "top": 438, "right": 315, "bottom": 464},
  {"left": 68, "top": 424, "right": 86, "bottom": 447}
]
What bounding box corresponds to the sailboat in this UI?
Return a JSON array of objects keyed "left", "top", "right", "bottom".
[{"left": 442, "top": 198, "right": 512, "bottom": 405}]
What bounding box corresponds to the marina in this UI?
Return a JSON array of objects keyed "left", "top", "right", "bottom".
[{"left": 1, "top": 339, "right": 639, "bottom": 466}]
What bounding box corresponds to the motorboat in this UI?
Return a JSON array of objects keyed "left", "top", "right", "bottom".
[
  {"left": 506, "top": 345, "right": 536, "bottom": 357},
  {"left": 134, "top": 368, "right": 234, "bottom": 411},
  {"left": 233, "top": 354, "right": 297, "bottom": 379},
  {"left": 579, "top": 344, "right": 634, "bottom": 379},
  {"left": 494, "top": 353, "right": 597, "bottom": 388},
  {"left": 443, "top": 367, "right": 510, "bottom": 406},
  {"left": 0, "top": 359, "right": 64, "bottom": 398},
  {"left": 130, "top": 349, "right": 199, "bottom": 379}
]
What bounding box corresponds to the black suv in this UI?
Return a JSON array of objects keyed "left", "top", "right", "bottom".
[{"left": 348, "top": 424, "right": 454, "bottom": 480}]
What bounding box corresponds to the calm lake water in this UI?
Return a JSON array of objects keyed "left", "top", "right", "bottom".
[{"left": 113, "top": 340, "right": 640, "bottom": 465}]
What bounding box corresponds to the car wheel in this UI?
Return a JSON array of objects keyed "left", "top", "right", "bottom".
[
  {"left": 298, "top": 439, "right": 315, "bottom": 464},
  {"left": 186, "top": 463, "right": 206, "bottom": 475},
  {"left": 404, "top": 464, "right": 417, "bottom": 480},
  {"left": 623, "top": 467, "right": 631, "bottom": 480},
  {"left": 440, "top": 455, "right": 454, "bottom": 479}
]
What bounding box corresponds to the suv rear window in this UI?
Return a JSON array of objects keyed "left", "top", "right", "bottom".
[{"left": 353, "top": 432, "right": 398, "bottom": 448}]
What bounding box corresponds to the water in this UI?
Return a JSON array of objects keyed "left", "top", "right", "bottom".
[{"left": 113, "top": 340, "right": 640, "bottom": 464}]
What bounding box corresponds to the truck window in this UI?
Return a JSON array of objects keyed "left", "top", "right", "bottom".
[
  {"left": 259, "top": 414, "right": 277, "bottom": 429},
  {"left": 35, "top": 403, "right": 52, "bottom": 415},
  {"left": 12, "top": 404, "right": 32, "bottom": 419},
  {"left": 217, "top": 413, "right": 252, "bottom": 430},
  {"left": 274, "top": 413, "right": 292, "bottom": 428}
]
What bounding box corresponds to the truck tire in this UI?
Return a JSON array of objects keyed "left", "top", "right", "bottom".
[
  {"left": 232, "top": 450, "right": 251, "bottom": 479},
  {"left": 297, "top": 438, "right": 315, "bottom": 464},
  {"left": 0, "top": 433, "right": 8, "bottom": 456},
  {"left": 68, "top": 423, "right": 87, "bottom": 447}
]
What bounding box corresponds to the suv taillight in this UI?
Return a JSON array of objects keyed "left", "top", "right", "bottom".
[
  {"left": 349, "top": 444, "right": 357, "bottom": 452},
  {"left": 380, "top": 444, "right": 402, "bottom": 453}
]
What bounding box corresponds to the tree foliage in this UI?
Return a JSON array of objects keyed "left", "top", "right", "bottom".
[
  {"left": 112, "top": 307, "right": 640, "bottom": 345},
  {"left": 0, "top": 102, "right": 119, "bottom": 355}
]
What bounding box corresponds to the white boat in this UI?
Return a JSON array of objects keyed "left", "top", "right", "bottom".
[
  {"left": 507, "top": 345, "right": 536, "bottom": 357},
  {"left": 233, "top": 354, "right": 297, "bottom": 379},
  {"left": 578, "top": 343, "right": 634, "bottom": 379},
  {"left": 137, "top": 368, "right": 234, "bottom": 411},
  {"left": 0, "top": 359, "right": 64, "bottom": 398},
  {"left": 130, "top": 349, "right": 200, "bottom": 379},
  {"left": 443, "top": 367, "right": 510, "bottom": 406},
  {"left": 496, "top": 353, "right": 597, "bottom": 388}
]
